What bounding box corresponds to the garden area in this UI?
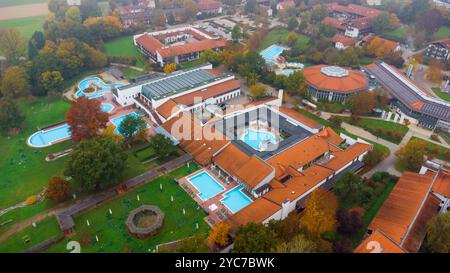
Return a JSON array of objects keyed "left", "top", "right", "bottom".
[
  {"left": 342, "top": 117, "right": 409, "bottom": 144},
  {"left": 316, "top": 101, "right": 348, "bottom": 114},
  {"left": 45, "top": 164, "right": 210, "bottom": 253},
  {"left": 259, "top": 28, "right": 310, "bottom": 51},
  {"left": 103, "top": 35, "right": 146, "bottom": 69},
  {"left": 0, "top": 15, "right": 44, "bottom": 41},
  {"left": 432, "top": 88, "right": 450, "bottom": 103}
]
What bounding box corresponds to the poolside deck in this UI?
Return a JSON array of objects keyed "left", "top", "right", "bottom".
[{"left": 178, "top": 168, "right": 244, "bottom": 227}]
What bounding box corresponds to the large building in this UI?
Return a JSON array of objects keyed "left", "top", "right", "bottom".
[
  {"left": 303, "top": 65, "right": 368, "bottom": 103},
  {"left": 157, "top": 94, "right": 372, "bottom": 228},
  {"left": 323, "top": 3, "right": 381, "bottom": 38},
  {"left": 355, "top": 161, "right": 449, "bottom": 253},
  {"left": 118, "top": 0, "right": 158, "bottom": 27},
  {"left": 134, "top": 26, "right": 227, "bottom": 67},
  {"left": 113, "top": 64, "right": 241, "bottom": 124},
  {"left": 426, "top": 37, "right": 450, "bottom": 61},
  {"left": 365, "top": 61, "right": 450, "bottom": 132}
]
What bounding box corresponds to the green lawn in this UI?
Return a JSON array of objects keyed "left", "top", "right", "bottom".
[
  {"left": 433, "top": 26, "right": 450, "bottom": 40},
  {"left": 0, "top": 217, "right": 62, "bottom": 253},
  {"left": 432, "top": 88, "right": 450, "bottom": 103},
  {"left": 411, "top": 137, "right": 449, "bottom": 162},
  {"left": 45, "top": 164, "right": 210, "bottom": 253},
  {"left": 0, "top": 16, "right": 44, "bottom": 41},
  {"left": 259, "top": 28, "right": 310, "bottom": 51},
  {"left": 121, "top": 67, "right": 146, "bottom": 80},
  {"left": 343, "top": 117, "right": 409, "bottom": 144},
  {"left": 316, "top": 101, "right": 347, "bottom": 114},
  {"left": 0, "top": 0, "right": 46, "bottom": 7},
  {"left": 385, "top": 26, "right": 407, "bottom": 41},
  {"left": 104, "top": 35, "right": 146, "bottom": 68}
]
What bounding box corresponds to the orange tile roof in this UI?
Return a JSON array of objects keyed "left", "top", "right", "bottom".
[
  {"left": 213, "top": 144, "right": 273, "bottom": 189},
  {"left": 156, "top": 99, "right": 181, "bottom": 119},
  {"left": 432, "top": 171, "right": 450, "bottom": 198},
  {"left": 332, "top": 34, "right": 357, "bottom": 46},
  {"left": 162, "top": 112, "right": 229, "bottom": 165},
  {"left": 264, "top": 164, "right": 334, "bottom": 205},
  {"left": 322, "top": 142, "right": 372, "bottom": 171},
  {"left": 368, "top": 172, "right": 435, "bottom": 247},
  {"left": 267, "top": 128, "right": 343, "bottom": 179},
  {"left": 303, "top": 65, "right": 368, "bottom": 93},
  {"left": 274, "top": 106, "right": 321, "bottom": 130},
  {"left": 354, "top": 230, "right": 406, "bottom": 253},
  {"left": 136, "top": 34, "right": 163, "bottom": 52},
  {"left": 224, "top": 198, "right": 281, "bottom": 230},
  {"left": 173, "top": 79, "right": 240, "bottom": 106},
  {"left": 158, "top": 39, "right": 227, "bottom": 58}
]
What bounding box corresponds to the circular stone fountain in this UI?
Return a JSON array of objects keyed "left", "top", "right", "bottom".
[{"left": 126, "top": 205, "right": 164, "bottom": 239}]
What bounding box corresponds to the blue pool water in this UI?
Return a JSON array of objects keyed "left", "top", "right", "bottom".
[
  {"left": 260, "top": 44, "right": 287, "bottom": 61},
  {"left": 241, "top": 129, "right": 277, "bottom": 151},
  {"left": 280, "top": 69, "right": 295, "bottom": 76},
  {"left": 188, "top": 171, "right": 225, "bottom": 200},
  {"left": 111, "top": 112, "right": 150, "bottom": 134},
  {"left": 75, "top": 77, "right": 124, "bottom": 99},
  {"left": 28, "top": 124, "right": 71, "bottom": 148},
  {"left": 221, "top": 185, "right": 253, "bottom": 213},
  {"left": 101, "top": 103, "right": 114, "bottom": 113}
]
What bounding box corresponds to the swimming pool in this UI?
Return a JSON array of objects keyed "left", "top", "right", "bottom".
[
  {"left": 279, "top": 69, "right": 295, "bottom": 76},
  {"left": 221, "top": 185, "right": 253, "bottom": 213},
  {"left": 101, "top": 103, "right": 114, "bottom": 113},
  {"left": 111, "top": 112, "right": 150, "bottom": 134},
  {"left": 260, "top": 44, "right": 287, "bottom": 61},
  {"left": 241, "top": 129, "right": 278, "bottom": 151},
  {"left": 75, "top": 77, "right": 124, "bottom": 99},
  {"left": 27, "top": 123, "right": 71, "bottom": 148},
  {"left": 187, "top": 171, "right": 225, "bottom": 200}
]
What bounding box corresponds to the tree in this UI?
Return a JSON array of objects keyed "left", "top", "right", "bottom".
[
  {"left": 284, "top": 71, "right": 307, "bottom": 97},
  {"left": 163, "top": 63, "right": 177, "bottom": 74},
  {"left": 328, "top": 115, "right": 343, "bottom": 128},
  {"left": 162, "top": 233, "right": 209, "bottom": 253},
  {"left": 310, "top": 4, "right": 328, "bottom": 22},
  {"left": 363, "top": 149, "right": 384, "bottom": 167},
  {"left": 273, "top": 234, "right": 319, "bottom": 253},
  {"left": 0, "top": 28, "right": 26, "bottom": 65},
  {"left": 40, "top": 71, "right": 64, "bottom": 94},
  {"left": 348, "top": 91, "right": 376, "bottom": 115},
  {"left": 64, "top": 137, "right": 127, "bottom": 191},
  {"left": 285, "top": 32, "right": 298, "bottom": 47},
  {"left": 65, "top": 6, "right": 82, "bottom": 23},
  {"left": 231, "top": 25, "right": 241, "bottom": 42},
  {"left": 208, "top": 222, "right": 230, "bottom": 248},
  {"left": 396, "top": 139, "right": 427, "bottom": 171},
  {"left": 181, "top": 0, "right": 198, "bottom": 21},
  {"left": 28, "top": 31, "right": 45, "bottom": 59},
  {"left": 249, "top": 83, "right": 267, "bottom": 99},
  {"left": 118, "top": 115, "right": 146, "bottom": 144},
  {"left": 1, "top": 66, "right": 31, "bottom": 97},
  {"left": 148, "top": 134, "right": 178, "bottom": 157},
  {"left": 301, "top": 188, "right": 338, "bottom": 237},
  {"left": 102, "top": 124, "right": 122, "bottom": 143},
  {"left": 200, "top": 49, "right": 222, "bottom": 66},
  {"left": 334, "top": 172, "right": 374, "bottom": 206},
  {"left": 150, "top": 9, "right": 167, "bottom": 27},
  {"left": 372, "top": 12, "right": 399, "bottom": 34},
  {"left": 244, "top": 0, "right": 256, "bottom": 14},
  {"left": 66, "top": 97, "right": 109, "bottom": 142},
  {"left": 233, "top": 222, "right": 278, "bottom": 253},
  {"left": 287, "top": 17, "right": 299, "bottom": 31},
  {"left": 336, "top": 208, "right": 364, "bottom": 236},
  {"left": 426, "top": 61, "right": 443, "bottom": 83},
  {"left": 45, "top": 176, "right": 70, "bottom": 202},
  {"left": 424, "top": 212, "right": 450, "bottom": 253},
  {"left": 0, "top": 97, "right": 25, "bottom": 135}
]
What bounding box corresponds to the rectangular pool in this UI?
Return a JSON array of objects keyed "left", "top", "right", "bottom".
[
  {"left": 187, "top": 171, "right": 225, "bottom": 200},
  {"left": 260, "top": 44, "right": 287, "bottom": 60},
  {"left": 221, "top": 185, "right": 253, "bottom": 213}
]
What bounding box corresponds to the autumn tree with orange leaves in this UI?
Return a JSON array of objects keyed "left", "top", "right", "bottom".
[
  {"left": 66, "top": 97, "right": 109, "bottom": 142},
  {"left": 208, "top": 222, "right": 230, "bottom": 248},
  {"left": 301, "top": 188, "right": 338, "bottom": 237}
]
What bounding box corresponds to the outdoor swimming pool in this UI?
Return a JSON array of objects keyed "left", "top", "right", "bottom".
[
  {"left": 221, "top": 185, "right": 253, "bottom": 213},
  {"left": 260, "top": 44, "right": 287, "bottom": 61},
  {"left": 187, "top": 171, "right": 225, "bottom": 200},
  {"left": 27, "top": 124, "right": 71, "bottom": 148},
  {"left": 241, "top": 129, "right": 278, "bottom": 151},
  {"left": 111, "top": 112, "right": 150, "bottom": 134},
  {"left": 75, "top": 77, "right": 124, "bottom": 99},
  {"left": 101, "top": 103, "right": 114, "bottom": 113}
]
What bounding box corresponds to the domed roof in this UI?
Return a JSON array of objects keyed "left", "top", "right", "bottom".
[{"left": 303, "top": 65, "right": 368, "bottom": 93}]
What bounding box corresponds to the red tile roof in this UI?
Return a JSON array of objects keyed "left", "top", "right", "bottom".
[
  {"left": 158, "top": 39, "right": 227, "bottom": 58},
  {"left": 432, "top": 170, "right": 450, "bottom": 198},
  {"left": 136, "top": 34, "right": 163, "bottom": 52},
  {"left": 303, "top": 65, "right": 368, "bottom": 93},
  {"left": 225, "top": 198, "right": 281, "bottom": 230},
  {"left": 354, "top": 230, "right": 406, "bottom": 253},
  {"left": 197, "top": 0, "right": 223, "bottom": 11},
  {"left": 274, "top": 106, "right": 321, "bottom": 130},
  {"left": 332, "top": 34, "right": 357, "bottom": 47},
  {"left": 173, "top": 79, "right": 240, "bottom": 106},
  {"left": 156, "top": 99, "right": 181, "bottom": 120}
]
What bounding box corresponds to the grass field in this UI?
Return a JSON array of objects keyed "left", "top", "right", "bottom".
[
  {"left": 316, "top": 101, "right": 347, "bottom": 114},
  {"left": 45, "top": 164, "right": 210, "bottom": 253},
  {"left": 0, "top": 15, "right": 44, "bottom": 41},
  {"left": 385, "top": 26, "right": 407, "bottom": 41},
  {"left": 259, "top": 28, "right": 310, "bottom": 51},
  {"left": 433, "top": 26, "right": 450, "bottom": 40},
  {"left": 104, "top": 35, "right": 146, "bottom": 68},
  {"left": 343, "top": 117, "right": 409, "bottom": 144},
  {"left": 0, "top": 0, "right": 46, "bottom": 8},
  {"left": 432, "top": 88, "right": 450, "bottom": 102},
  {"left": 121, "top": 67, "right": 146, "bottom": 80},
  {"left": 0, "top": 217, "right": 62, "bottom": 253}
]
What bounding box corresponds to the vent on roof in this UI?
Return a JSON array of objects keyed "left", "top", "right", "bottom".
[{"left": 291, "top": 191, "right": 295, "bottom": 195}]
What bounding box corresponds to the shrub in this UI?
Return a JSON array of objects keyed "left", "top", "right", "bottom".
[{"left": 25, "top": 195, "right": 39, "bottom": 205}]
